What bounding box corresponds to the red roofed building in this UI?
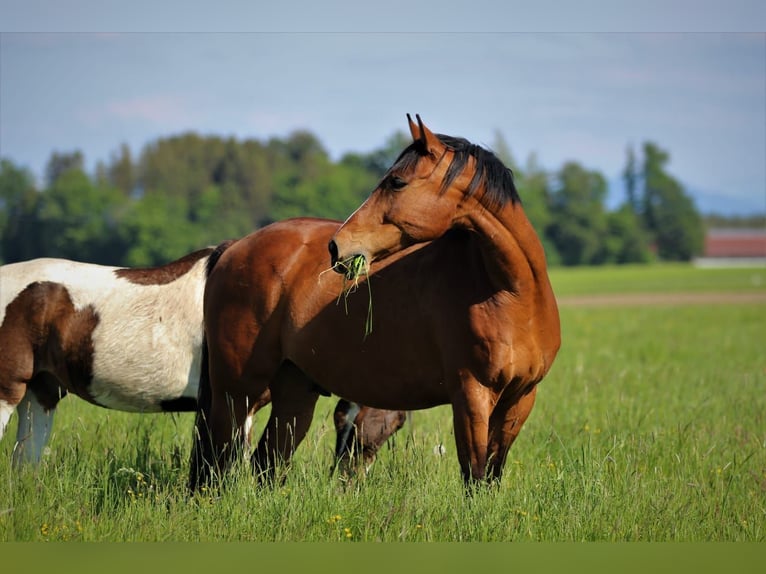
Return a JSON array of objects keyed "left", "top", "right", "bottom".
[{"left": 697, "top": 228, "right": 766, "bottom": 266}]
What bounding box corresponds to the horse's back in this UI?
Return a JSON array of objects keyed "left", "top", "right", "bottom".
[{"left": 0, "top": 258, "right": 117, "bottom": 323}]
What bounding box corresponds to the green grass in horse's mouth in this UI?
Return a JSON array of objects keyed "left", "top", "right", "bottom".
[{"left": 334, "top": 255, "right": 373, "bottom": 339}]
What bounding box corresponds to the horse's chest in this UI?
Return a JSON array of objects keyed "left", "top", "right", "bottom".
[{"left": 465, "top": 304, "right": 539, "bottom": 385}]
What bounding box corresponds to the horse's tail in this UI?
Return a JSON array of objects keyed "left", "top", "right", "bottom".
[
  {"left": 189, "top": 334, "right": 213, "bottom": 490},
  {"left": 198, "top": 238, "right": 236, "bottom": 414},
  {"left": 205, "top": 238, "right": 237, "bottom": 278}
]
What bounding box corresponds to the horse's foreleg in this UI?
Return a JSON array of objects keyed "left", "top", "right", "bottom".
[
  {"left": 450, "top": 381, "right": 493, "bottom": 484},
  {"left": 252, "top": 362, "right": 319, "bottom": 484},
  {"left": 11, "top": 390, "right": 57, "bottom": 467},
  {"left": 486, "top": 385, "right": 537, "bottom": 482}
]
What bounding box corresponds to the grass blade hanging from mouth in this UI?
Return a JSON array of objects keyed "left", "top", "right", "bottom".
[{"left": 331, "top": 254, "right": 374, "bottom": 339}]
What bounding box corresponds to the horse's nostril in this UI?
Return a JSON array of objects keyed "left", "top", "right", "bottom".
[{"left": 328, "top": 239, "right": 339, "bottom": 264}]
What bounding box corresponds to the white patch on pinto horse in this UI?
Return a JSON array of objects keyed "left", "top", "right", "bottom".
[
  {"left": 0, "top": 399, "right": 14, "bottom": 440},
  {"left": 12, "top": 392, "right": 54, "bottom": 465},
  {"left": 89, "top": 264, "right": 207, "bottom": 411},
  {"left": 0, "top": 255, "right": 207, "bottom": 412}
]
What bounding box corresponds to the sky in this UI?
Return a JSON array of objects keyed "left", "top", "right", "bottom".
[{"left": 1, "top": 1, "right": 764, "bottom": 215}]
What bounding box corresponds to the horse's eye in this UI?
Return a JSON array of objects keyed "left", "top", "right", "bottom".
[{"left": 389, "top": 176, "right": 407, "bottom": 191}]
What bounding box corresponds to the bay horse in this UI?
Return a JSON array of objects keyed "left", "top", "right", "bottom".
[
  {"left": 0, "top": 248, "right": 401, "bottom": 468},
  {"left": 193, "top": 116, "right": 560, "bottom": 488}
]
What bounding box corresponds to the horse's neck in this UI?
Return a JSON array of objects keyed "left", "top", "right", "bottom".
[
  {"left": 464, "top": 201, "right": 552, "bottom": 298},
  {"left": 462, "top": 197, "right": 561, "bottom": 371}
]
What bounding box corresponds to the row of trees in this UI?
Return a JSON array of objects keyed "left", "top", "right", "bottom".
[{"left": 0, "top": 129, "right": 704, "bottom": 267}]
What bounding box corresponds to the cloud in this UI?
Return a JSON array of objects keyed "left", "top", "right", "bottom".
[{"left": 104, "top": 94, "right": 192, "bottom": 127}]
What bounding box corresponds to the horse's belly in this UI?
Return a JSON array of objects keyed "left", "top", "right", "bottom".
[
  {"left": 293, "top": 344, "right": 448, "bottom": 411},
  {"left": 88, "top": 367, "right": 198, "bottom": 412},
  {"left": 88, "top": 344, "right": 201, "bottom": 412},
  {"left": 87, "top": 305, "right": 203, "bottom": 412}
]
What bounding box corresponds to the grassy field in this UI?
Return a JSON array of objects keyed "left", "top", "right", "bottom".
[
  {"left": 549, "top": 263, "right": 766, "bottom": 296},
  {"left": 1, "top": 263, "right": 764, "bottom": 541}
]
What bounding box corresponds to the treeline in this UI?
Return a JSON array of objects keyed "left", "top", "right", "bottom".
[
  {"left": 703, "top": 213, "right": 765, "bottom": 229},
  {"left": 0, "top": 130, "right": 705, "bottom": 267}
]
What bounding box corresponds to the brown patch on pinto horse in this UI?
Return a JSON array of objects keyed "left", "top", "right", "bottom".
[
  {"left": 114, "top": 247, "right": 214, "bottom": 285},
  {"left": 0, "top": 281, "right": 100, "bottom": 409}
]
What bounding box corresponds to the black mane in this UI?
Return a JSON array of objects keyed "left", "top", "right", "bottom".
[{"left": 390, "top": 133, "right": 521, "bottom": 211}]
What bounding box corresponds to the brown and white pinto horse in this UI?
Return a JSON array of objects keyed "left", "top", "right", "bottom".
[
  {"left": 0, "top": 246, "right": 231, "bottom": 465},
  {"left": 0, "top": 247, "right": 402, "bottom": 467},
  {"left": 193, "top": 116, "right": 560, "bottom": 488}
]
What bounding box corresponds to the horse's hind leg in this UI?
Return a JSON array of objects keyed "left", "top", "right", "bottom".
[
  {"left": 252, "top": 362, "right": 320, "bottom": 483},
  {"left": 189, "top": 337, "right": 272, "bottom": 491},
  {"left": 12, "top": 373, "right": 65, "bottom": 466},
  {"left": 189, "top": 382, "right": 253, "bottom": 490},
  {"left": 0, "top": 333, "right": 33, "bottom": 456},
  {"left": 12, "top": 391, "right": 55, "bottom": 466},
  {"left": 486, "top": 385, "right": 537, "bottom": 482}
]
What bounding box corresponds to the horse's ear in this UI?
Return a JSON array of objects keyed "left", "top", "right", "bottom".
[
  {"left": 407, "top": 113, "right": 421, "bottom": 141},
  {"left": 415, "top": 114, "right": 443, "bottom": 157}
]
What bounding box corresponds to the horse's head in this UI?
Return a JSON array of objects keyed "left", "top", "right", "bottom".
[
  {"left": 329, "top": 114, "right": 518, "bottom": 273},
  {"left": 329, "top": 115, "right": 465, "bottom": 272}
]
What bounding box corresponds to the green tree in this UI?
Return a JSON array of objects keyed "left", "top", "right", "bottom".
[
  {"left": 623, "top": 144, "right": 639, "bottom": 213},
  {"left": 0, "top": 159, "right": 41, "bottom": 263},
  {"left": 107, "top": 143, "right": 136, "bottom": 196},
  {"left": 192, "top": 183, "right": 255, "bottom": 245},
  {"left": 45, "top": 150, "right": 84, "bottom": 187},
  {"left": 547, "top": 161, "right": 609, "bottom": 266},
  {"left": 119, "top": 193, "right": 199, "bottom": 267},
  {"left": 651, "top": 181, "right": 704, "bottom": 261},
  {"left": 604, "top": 204, "right": 652, "bottom": 264},
  {"left": 36, "top": 167, "right": 128, "bottom": 264},
  {"left": 271, "top": 160, "right": 375, "bottom": 222},
  {"left": 219, "top": 138, "right": 274, "bottom": 226},
  {"left": 269, "top": 131, "right": 379, "bottom": 222},
  {"left": 516, "top": 153, "right": 560, "bottom": 265},
  {"left": 640, "top": 142, "right": 704, "bottom": 261}
]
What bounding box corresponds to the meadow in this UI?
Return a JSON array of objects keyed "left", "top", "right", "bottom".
[{"left": 1, "top": 264, "right": 764, "bottom": 542}]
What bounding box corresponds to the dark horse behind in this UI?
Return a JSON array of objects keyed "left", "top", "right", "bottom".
[{"left": 192, "top": 115, "right": 560, "bottom": 489}]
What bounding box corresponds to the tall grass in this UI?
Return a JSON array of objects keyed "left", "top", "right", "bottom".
[{"left": 1, "top": 265, "right": 764, "bottom": 541}]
